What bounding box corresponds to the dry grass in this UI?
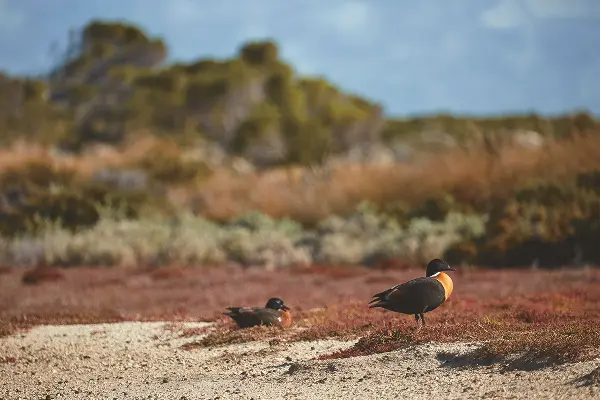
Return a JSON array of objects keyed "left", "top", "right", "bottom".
[
  {"left": 1, "top": 265, "right": 599, "bottom": 366},
  {"left": 192, "top": 133, "right": 600, "bottom": 221},
  {"left": 2, "top": 134, "right": 600, "bottom": 223},
  {"left": 0, "top": 135, "right": 177, "bottom": 178}
]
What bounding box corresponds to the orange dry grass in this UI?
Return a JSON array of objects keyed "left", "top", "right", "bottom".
[
  {"left": 0, "top": 135, "right": 171, "bottom": 178},
  {"left": 195, "top": 134, "right": 600, "bottom": 222},
  {"left": 2, "top": 134, "right": 599, "bottom": 222}
]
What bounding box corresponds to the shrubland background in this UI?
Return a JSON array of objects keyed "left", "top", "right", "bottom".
[{"left": 1, "top": 20, "right": 599, "bottom": 271}]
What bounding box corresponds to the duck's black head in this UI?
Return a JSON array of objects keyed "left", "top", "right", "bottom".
[
  {"left": 265, "top": 297, "right": 290, "bottom": 311},
  {"left": 425, "top": 258, "right": 456, "bottom": 277}
]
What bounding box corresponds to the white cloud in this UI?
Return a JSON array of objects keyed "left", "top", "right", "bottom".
[
  {"left": 478, "top": 2, "right": 539, "bottom": 76},
  {"left": 480, "top": 0, "right": 527, "bottom": 29},
  {"left": 325, "top": 1, "right": 371, "bottom": 35},
  {"left": 0, "top": 0, "right": 24, "bottom": 32},
  {"left": 481, "top": 0, "right": 600, "bottom": 30}
]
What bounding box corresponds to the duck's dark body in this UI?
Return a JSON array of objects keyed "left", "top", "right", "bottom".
[
  {"left": 369, "top": 259, "right": 455, "bottom": 326},
  {"left": 369, "top": 277, "right": 446, "bottom": 315},
  {"left": 223, "top": 297, "right": 291, "bottom": 328},
  {"left": 224, "top": 307, "right": 282, "bottom": 328}
]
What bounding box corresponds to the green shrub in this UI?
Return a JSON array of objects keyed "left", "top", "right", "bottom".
[
  {"left": 313, "top": 203, "right": 485, "bottom": 266},
  {"left": 465, "top": 171, "right": 600, "bottom": 267},
  {"left": 0, "top": 161, "right": 171, "bottom": 236},
  {"left": 0, "top": 205, "right": 488, "bottom": 269},
  {"left": 443, "top": 240, "right": 479, "bottom": 265},
  {"left": 239, "top": 41, "right": 279, "bottom": 66},
  {"left": 135, "top": 143, "right": 212, "bottom": 184},
  {"left": 407, "top": 193, "right": 467, "bottom": 221},
  {"left": 228, "top": 211, "right": 303, "bottom": 235},
  {"left": 0, "top": 160, "right": 75, "bottom": 189}
]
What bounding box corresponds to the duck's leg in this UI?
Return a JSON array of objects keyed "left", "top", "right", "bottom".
[
  {"left": 420, "top": 313, "right": 426, "bottom": 326},
  {"left": 414, "top": 314, "right": 420, "bottom": 325}
]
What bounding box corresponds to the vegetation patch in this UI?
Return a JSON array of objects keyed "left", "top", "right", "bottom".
[
  {"left": 182, "top": 324, "right": 287, "bottom": 349},
  {"left": 21, "top": 265, "right": 65, "bottom": 285},
  {"left": 467, "top": 328, "right": 600, "bottom": 369},
  {"left": 1, "top": 265, "right": 598, "bottom": 368}
]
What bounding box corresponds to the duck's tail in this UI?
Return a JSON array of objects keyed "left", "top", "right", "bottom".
[{"left": 368, "top": 286, "right": 398, "bottom": 308}]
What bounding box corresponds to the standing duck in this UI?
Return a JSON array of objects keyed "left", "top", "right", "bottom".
[
  {"left": 223, "top": 297, "right": 292, "bottom": 328},
  {"left": 369, "top": 259, "right": 456, "bottom": 326}
]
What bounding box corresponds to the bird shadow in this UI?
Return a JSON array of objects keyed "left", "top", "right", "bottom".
[
  {"left": 436, "top": 350, "right": 496, "bottom": 369},
  {"left": 571, "top": 366, "right": 600, "bottom": 388},
  {"left": 436, "top": 349, "right": 558, "bottom": 372}
]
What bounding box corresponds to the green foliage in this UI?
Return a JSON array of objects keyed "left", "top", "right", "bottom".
[
  {"left": 264, "top": 63, "right": 294, "bottom": 105},
  {"left": 1, "top": 19, "right": 598, "bottom": 168},
  {"left": 178, "top": 59, "right": 221, "bottom": 75},
  {"left": 0, "top": 161, "right": 170, "bottom": 236},
  {"left": 309, "top": 202, "right": 485, "bottom": 266},
  {"left": 407, "top": 193, "right": 463, "bottom": 221},
  {"left": 185, "top": 76, "right": 230, "bottom": 108},
  {"left": 67, "top": 85, "right": 98, "bottom": 104},
  {"left": 67, "top": 108, "right": 127, "bottom": 149},
  {"left": 1, "top": 20, "right": 600, "bottom": 270},
  {"left": 0, "top": 161, "right": 76, "bottom": 189},
  {"left": 82, "top": 21, "right": 151, "bottom": 46},
  {"left": 382, "top": 112, "right": 599, "bottom": 144},
  {"left": 239, "top": 41, "right": 279, "bottom": 66},
  {"left": 133, "top": 71, "right": 184, "bottom": 93},
  {"left": 2, "top": 172, "right": 598, "bottom": 268},
  {"left": 283, "top": 119, "right": 332, "bottom": 165},
  {"left": 0, "top": 204, "right": 486, "bottom": 268},
  {"left": 21, "top": 80, "right": 47, "bottom": 102},
  {"left": 232, "top": 101, "right": 281, "bottom": 153},
  {"left": 135, "top": 143, "right": 212, "bottom": 184},
  {"left": 379, "top": 194, "right": 475, "bottom": 226},
  {"left": 447, "top": 170, "right": 600, "bottom": 267},
  {"left": 228, "top": 211, "right": 303, "bottom": 235}
]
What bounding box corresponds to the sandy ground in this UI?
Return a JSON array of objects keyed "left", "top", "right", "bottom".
[{"left": 0, "top": 322, "right": 598, "bottom": 400}]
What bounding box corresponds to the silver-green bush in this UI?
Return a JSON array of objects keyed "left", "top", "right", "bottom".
[{"left": 0, "top": 204, "right": 486, "bottom": 268}]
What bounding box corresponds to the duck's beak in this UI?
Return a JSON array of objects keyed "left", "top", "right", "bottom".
[
  {"left": 446, "top": 266, "right": 457, "bottom": 271},
  {"left": 281, "top": 305, "right": 290, "bottom": 311}
]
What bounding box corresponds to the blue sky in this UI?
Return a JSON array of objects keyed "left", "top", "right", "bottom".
[{"left": 1, "top": 0, "right": 599, "bottom": 116}]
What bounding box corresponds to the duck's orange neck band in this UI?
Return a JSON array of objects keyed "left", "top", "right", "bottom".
[
  {"left": 280, "top": 310, "right": 292, "bottom": 327},
  {"left": 434, "top": 272, "right": 454, "bottom": 300}
]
